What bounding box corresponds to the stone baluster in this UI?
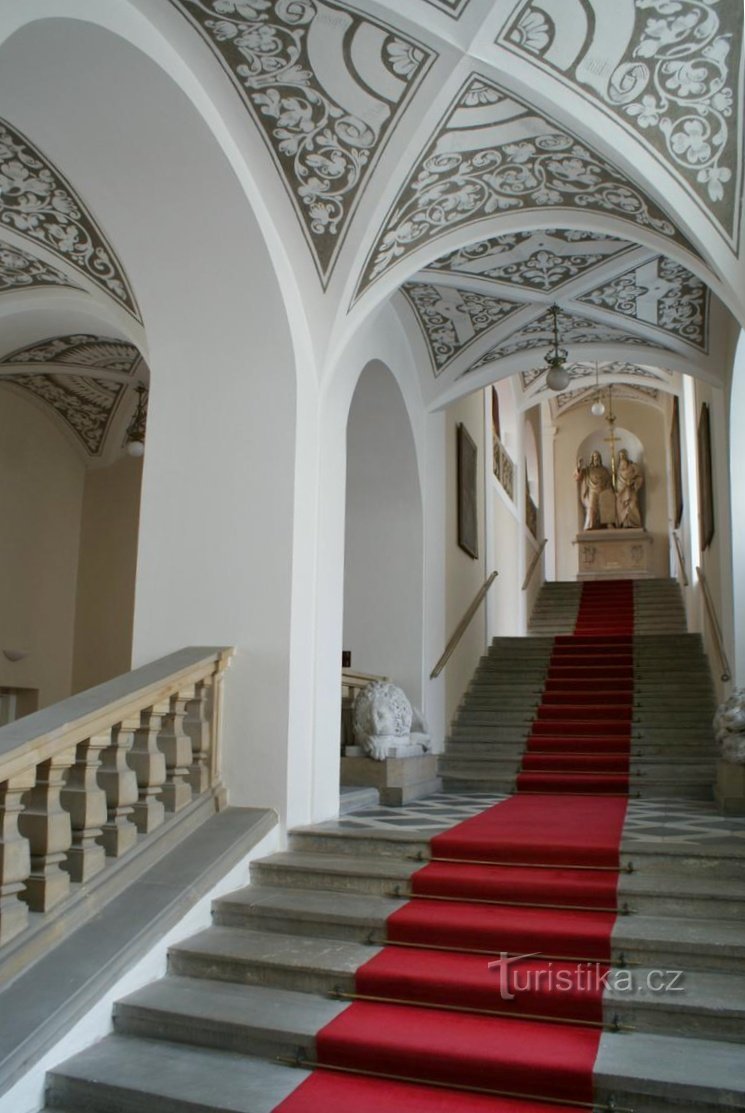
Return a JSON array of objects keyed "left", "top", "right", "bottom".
[
  {"left": 18, "top": 750, "right": 76, "bottom": 912},
  {"left": 98, "top": 722, "right": 139, "bottom": 857},
  {"left": 127, "top": 708, "right": 166, "bottom": 834},
  {"left": 184, "top": 678, "right": 213, "bottom": 794},
  {"left": 156, "top": 693, "right": 193, "bottom": 812},
  {"left": 60, "top": 733, "right": 109, "bottom": 882},
  {"left": 0, "top": 770, "right": 34, "bottom": 944}
]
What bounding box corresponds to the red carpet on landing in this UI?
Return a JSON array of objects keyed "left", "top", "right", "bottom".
[{"left": 275, "top": 581, "right": 634, "bottom": 1111}]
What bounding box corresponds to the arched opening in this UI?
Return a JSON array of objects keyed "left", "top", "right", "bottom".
[
  {"left": 0, "top": 17, "right": 305, "bottom": 818},
  {"left": 343, "top": 360, "right": 425, "bottom": 711}
]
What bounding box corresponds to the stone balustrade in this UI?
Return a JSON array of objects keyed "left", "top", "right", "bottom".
[{"left": 0, "top": 647, "right": 232, "bottom": 947}]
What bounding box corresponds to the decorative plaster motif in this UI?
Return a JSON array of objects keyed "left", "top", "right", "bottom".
[
  {"left": 465, "top": 308, "right": 668, "bottom": 377},
  {"left": 401, "top": 281, "right": 520, "bottom": 373},
  {"left": 1, "top": 334, "right": 142, "bottom": 375},
  {"left": 0, "top": 240, "right": 80, "bottom": 295},
  {"left": 0, "top": 120, "right": 139, "bottom": 318},
  {"left": 520, "top": 359, "right": 667, "bottom": 391},
  {"left": 420, "top": 0, "right": 470, "bottom": 15},
  {"left": 555, "top": 382, "right": 660, "bottom": 414},
  {"left": 501, "top": 0, "right": 743, "bottom": 244},
  {"left": 357, "top": 72, "right": 687, "bottom": 297},
  {"left": 1, "top": 373, "right": 124, "bottom": 455},
  {"left": 427, "top": 228, "right": 634, "bottom": 292},
  {"left": 578, "top": 256, "right": 709, "bottom": 351},
  {"left": 174, "top": 0, "right": 433, "bottom": 284}
]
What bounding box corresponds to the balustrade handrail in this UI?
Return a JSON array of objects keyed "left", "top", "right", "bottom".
[
  {"left": 0, "top": 645, "right": 233, "bottom": 950},
  {"left": 696, "top": 566, "right": 732, "bottom": 683},
  {"left": 431, "top": 571, "right": 498, "bottom": 679},
  {"left": 672, "top": 531, "right": 689, "bottom": 588},
  {"left": 522, "top": 538, "right": 547, "bottom": 591},
  {"left": 0, "top": 647, "right": 232, "bottom": 780}
]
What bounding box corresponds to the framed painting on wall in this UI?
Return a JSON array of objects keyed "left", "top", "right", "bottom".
[
  {"left": 457, "top": 422, "right": 479, "bottom": 559},
  {"left": 698, "top": 402, "right": 714, "bottom": 550},
  {"left": 670, "top": 395, "right": 683, "bottom": 529}
]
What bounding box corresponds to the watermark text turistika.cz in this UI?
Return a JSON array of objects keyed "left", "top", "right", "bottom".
[{"left": 487, "top": 953, "right": 685, "bottom": 1000}]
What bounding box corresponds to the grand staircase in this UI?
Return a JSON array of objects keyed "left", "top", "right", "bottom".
[{"left": 41, "top": 580, "right": 745, "bottom": 1113}]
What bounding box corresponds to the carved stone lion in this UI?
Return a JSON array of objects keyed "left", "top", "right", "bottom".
[
  {"left": 713, "top": 689, "right": 745, "bottom": 765},
  {"left": 353, "top": 680, "right": 430, "bottom": 761}
]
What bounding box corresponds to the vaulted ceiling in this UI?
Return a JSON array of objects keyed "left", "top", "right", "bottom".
[{"left": 0, "top": 0, "right": 741, "bottom": 440}]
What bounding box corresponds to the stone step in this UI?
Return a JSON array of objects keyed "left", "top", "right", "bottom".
[
  {"left": 111, "top": 969, "right": 745, "bottom": 1061},
  {"left": 169, "top": 924, "right": 381, "bottom": 991},
  {"left": 44, "top": 1033, "right": 309, "bottom": 1113},
  {"left": 290, "top": 825, "right": 433, "bottom": 860},
  {"left": 439, "top": 774, "right": 714, "bottom": 800},
  {"left": 438, "top": 758, "right": 714, "bottom": 782},
  {"left": 444, "top": 741, "right": 713, "bottom": 760},
  {"left": 191, "top": 887, "right": 745, "bottom": 976},
  {"left": 249, "top": 849, "right": 745, "bottom": 922},
  {"left": 114, "top": 977, "right": 343, "bottom": 1059}
]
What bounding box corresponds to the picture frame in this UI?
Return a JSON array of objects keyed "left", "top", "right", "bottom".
[
  {"left": 698, "top": 402, "right": 714, "bottom": 550},
  {"left": 670, "top": 395, "right": 683, "bottom": 529},
  {"left": 457, "top": 422, "right": 479, "bottom": 559}
]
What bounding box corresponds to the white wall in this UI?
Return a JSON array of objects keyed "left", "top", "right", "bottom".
[
  {"left": 72, "top": 456, "right": 143, "bottom": 694},
  {"left": 692, "top": 377, "right": 734, "bottom": 701},
  {"left": 343, "top": 362, "right": 424, "bottom": 707},
  {"left": 444, "top": 390, "right": 487, "bottom": 726},
  {"left": 0, "top": 21, "right": 308, "bottom": 822},
  {"left": 730, "top": 331, "right": 745, "bottom": 686},
  {"left": 0, "top": 388, "right": 85, "bottom": 707}
]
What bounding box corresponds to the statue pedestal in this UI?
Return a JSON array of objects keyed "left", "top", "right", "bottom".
[
  {"left": 340, "top": 753, "right": 441, "bottom": 806},
  {"left": 576, "top": 528, "right": 653, "bottom": 580}
]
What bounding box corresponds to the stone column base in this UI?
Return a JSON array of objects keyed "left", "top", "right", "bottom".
[
  {"left": 340, "top": 753, "right": 441, "bottom": 806},
  {"left": 714, "top": 759, "right": 745, "bottom": 815}
]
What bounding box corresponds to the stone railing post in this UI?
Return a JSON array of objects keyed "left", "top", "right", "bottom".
[
  {"left": 156, "top": 694, "right": 193, "bottom": 813},
  {"left": 0, "top": 771, "right": 34, "bottom": 944},
  {"left": 18, "top": 751, "right": 76, "bottom": 912},
  {"left": 184, "top": 678, "right": 213, "bottom": 794},
  {"left": 98, "top": 722, "right": 139, "bottom": 857},
  {"left": 127, "top": 709, "right": 166, "bottom": 835},
  {"left": 60, "top": 733, "right": 109, "bottom": 883}
]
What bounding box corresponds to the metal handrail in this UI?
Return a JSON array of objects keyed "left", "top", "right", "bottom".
[
  {"left": 431, "top": 571, "right": 498, "bottom": 679},
  {"left": 522, "top": 538, "right": 547, "bottom": 591},
  {"left": 696, "top": 565, "right": 732, "bottom": 683},
  {"left": 672, "top": 531, "right": 689, "bottom": 587}
]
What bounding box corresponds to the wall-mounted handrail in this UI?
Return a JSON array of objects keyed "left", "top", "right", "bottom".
[
  {"left": 522, "top": 538, "right": 547, "bottom": 591},
  {"left": 431, "top": 571, "right": 498, "bottom": 679},
  {"left": 696, "top": 565, "right": 731, "bottom": 683},
  {"left": 672, "top": 531, "right": 689, "bottom": 587}
]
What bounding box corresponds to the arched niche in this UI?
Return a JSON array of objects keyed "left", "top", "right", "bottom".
[
  {"left": 0, "top": 18, "right": 305, "bottom": 818},
  {"left": 343, "top": 360, "right": 425, "bottom": 710},
  {"left": 574, "top": 427, "right": 645, "bottom": 532}
]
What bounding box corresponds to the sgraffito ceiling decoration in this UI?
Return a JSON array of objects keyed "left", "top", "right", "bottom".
[
  {"left": 420, "top": 0, "right": 470, "bottom": 15},
  {"left": 499, "top": 0, "right": 744, "bottom": 248},
  {"left": 172, "top": 0, "right": 435, "bottom": 285},
  {"left": 0, "top": 240, "right": 81, "bottom": 295},
  {"left": 578, "top": 255, "right": 709, "bottom": 351},
  {"left": 521, "top": 359, "right": 668, "bottom": 393},
  {"left": 356, "top": 71, "right": 691, "bottom": 298},
  {"left": 425, "top": 228, "right": 636, "bottom": 292},
  {"left": 464, "top": 306, "right": 669, "bottom": 377},
  {"left": 554, "top": 381, "right": 660, "bottom": 416},
  {"left": 0, "top": 334, "right": 143, "bottom": 375},
  {"left": 400, "top": 281, "right": 521, "bottom": 373},
  {"left": 0, "top": 120, "right": 140, "bottom": 319},
  {"left": 0, "top": 334, "right": 146, "bottom": 456},
  {"left": 0, "top": 373, "right": 124, "bottom": 456}
]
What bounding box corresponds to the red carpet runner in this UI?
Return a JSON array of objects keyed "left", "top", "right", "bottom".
[{"left": 276, "top": 581, "right": 633, "bottom": 1111}]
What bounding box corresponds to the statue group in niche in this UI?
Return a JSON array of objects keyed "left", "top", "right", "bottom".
[{"left": 573, "top": 449, "right": 644, "bottom": 530}]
